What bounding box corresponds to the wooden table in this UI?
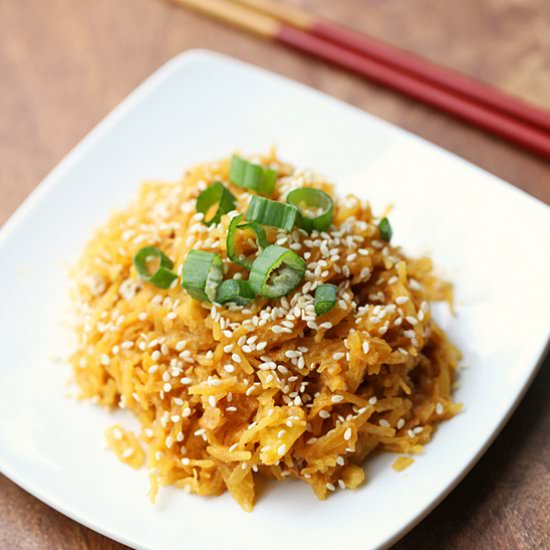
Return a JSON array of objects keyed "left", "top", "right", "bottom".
[{"left": 0, "top": 1, "right": 548, "bottom": 548}]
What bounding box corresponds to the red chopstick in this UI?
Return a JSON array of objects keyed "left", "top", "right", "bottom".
[
  {"left": 175, "top": 0, "right": 550, "bottom": 159},
  {"left": 232, "top": 0, "right": 550, "bottom": 136},
  {"left": 311, "top": 20, "right": 550, "bottom": 134},
  {"left": 278, "top": 25, "right": 550, "bottom": 158}
]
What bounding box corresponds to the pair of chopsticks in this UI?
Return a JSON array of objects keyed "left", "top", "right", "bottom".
[{"left": 172, "top": 0, "right": 550, "bottom": 159}]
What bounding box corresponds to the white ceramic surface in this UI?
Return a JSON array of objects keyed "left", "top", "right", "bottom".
[{"left": 0, "top": 50, "right": 548, "bottom": 550}]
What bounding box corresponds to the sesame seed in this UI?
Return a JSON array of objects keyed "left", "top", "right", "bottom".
[
  {"left": 362, "top": 341, "right": 370, "bottom": 354},
  {"left": 224, "top": 364, "right": 235, "bottom": 373},
  {"left": 180, "top": 377, "right": 192, "bottom": 385},
  {"left": 436, "top": 403, "right": 444, "bottom": 415},
  {"left": 326, "top": 482, "right": 336, "bottom": 492},
  {"left": 175, "top": 340, "right": 186, "bottom": 351},
  {"left": 344, "top": 427, "right": 352, "bottom": 441},
  {"left": 277, "top": 444, "right": 287, "bottom": 456},
  {"left": 122, "top": 448, "right": 134, "bottom": 458},
  {"left": 319, "top": 410, "right": 330, "bottom": 419},
  {"left": 338, "top": 479, "right": 346, "bottom": 490},
  {"left": 395, "top": 296, "right": 409, "bottom": 304},
  {"left": 368, "top": 396, "right": 378, "bottom": 405},
  {"left": 331, "top": 395, "right": 344, "bottom": 403},
  {"left": 409, "top": 279, "right": 422, "bottom": 291},
  {"left": 336, "top": 456, "right": 345, "bottom": 466},
  {"left": 163, "top": 383, "right": 172, "bottom": 392}
]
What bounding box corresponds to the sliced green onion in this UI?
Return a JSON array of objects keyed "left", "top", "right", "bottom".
[
  {"left": 215, "top": 279, "right": 255, "bottom": 305},
  {"left": 286, "top": 187, "right": 333, "bottom": 233},
  {"left": 245, "top": 195, "right": 298, "bottom": 232},
  {"left": 226, "top": 213, "right": 269, "bottom": 270},
  {"left": 378, "top": 217, "right": 392, "bottom": 242},
  {"left": 249, "top": 245, "right": 305, "bottom": 298},
  {"left": 314, "top": 284, "right": 338, "bottom": 316},
  {"left": 229, "top": 155, "right": 278, "bottom": 195},
  {"left": 133, "top": 246, "right": 177, "bottom": 289},
  {"left": 181, "top": 250, "right": 223, "bottom": 302},
  {"left": 195, "top": 181, "right": 236, "bottom": 226}
]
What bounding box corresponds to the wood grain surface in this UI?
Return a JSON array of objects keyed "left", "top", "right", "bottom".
[{"left": 0, "top": 0, "right": 548, "bottom": 548}]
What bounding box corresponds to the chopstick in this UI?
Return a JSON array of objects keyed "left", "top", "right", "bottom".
[
  {"left": 232, "top": 0, "right": 550, "bottom": 134},
  {"left": 172, "top": 0, "right": 550, "bottom": 158}
]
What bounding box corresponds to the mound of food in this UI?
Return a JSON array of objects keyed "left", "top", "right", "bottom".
[{"left": 70, "top": 150, "right": 461, "bottom": 511}]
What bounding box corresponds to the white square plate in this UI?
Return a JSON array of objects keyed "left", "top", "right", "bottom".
[{"left": 0, "top": 50, "right": 548, "bottom": 550}]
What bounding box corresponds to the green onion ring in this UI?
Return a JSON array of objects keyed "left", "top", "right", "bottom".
[
  {"left": 286, "top": 187, "right": 333, "bottom": 233},
  {"left": 133, "top": 246, "right": 177, "bottom": 289},
  {"left": 229, "top": 155, "right": 278, "bottom": 196},
  {"left": 215, "top": 279, "right": 256, "bottom": 305},
  {"left": 195, "top": 181, "right": 236, "bottom": 226},
  {"left": 314, "top": 283, "right": 338, "bottom": 316},
  {"left": 181, "top": 250, "right": 223, "bottom": 302},
  {"left": 249, "top": 245, "right": 305, "bottom": 298},
  {"left": 378, "top": 217, "right": 392, "bottom": 242},
  {"left": 245, "top": 195, "right": 298, "bottom": 232},
  {"left": 226, "top": 213, "right": 269, "bottom": 270}
]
